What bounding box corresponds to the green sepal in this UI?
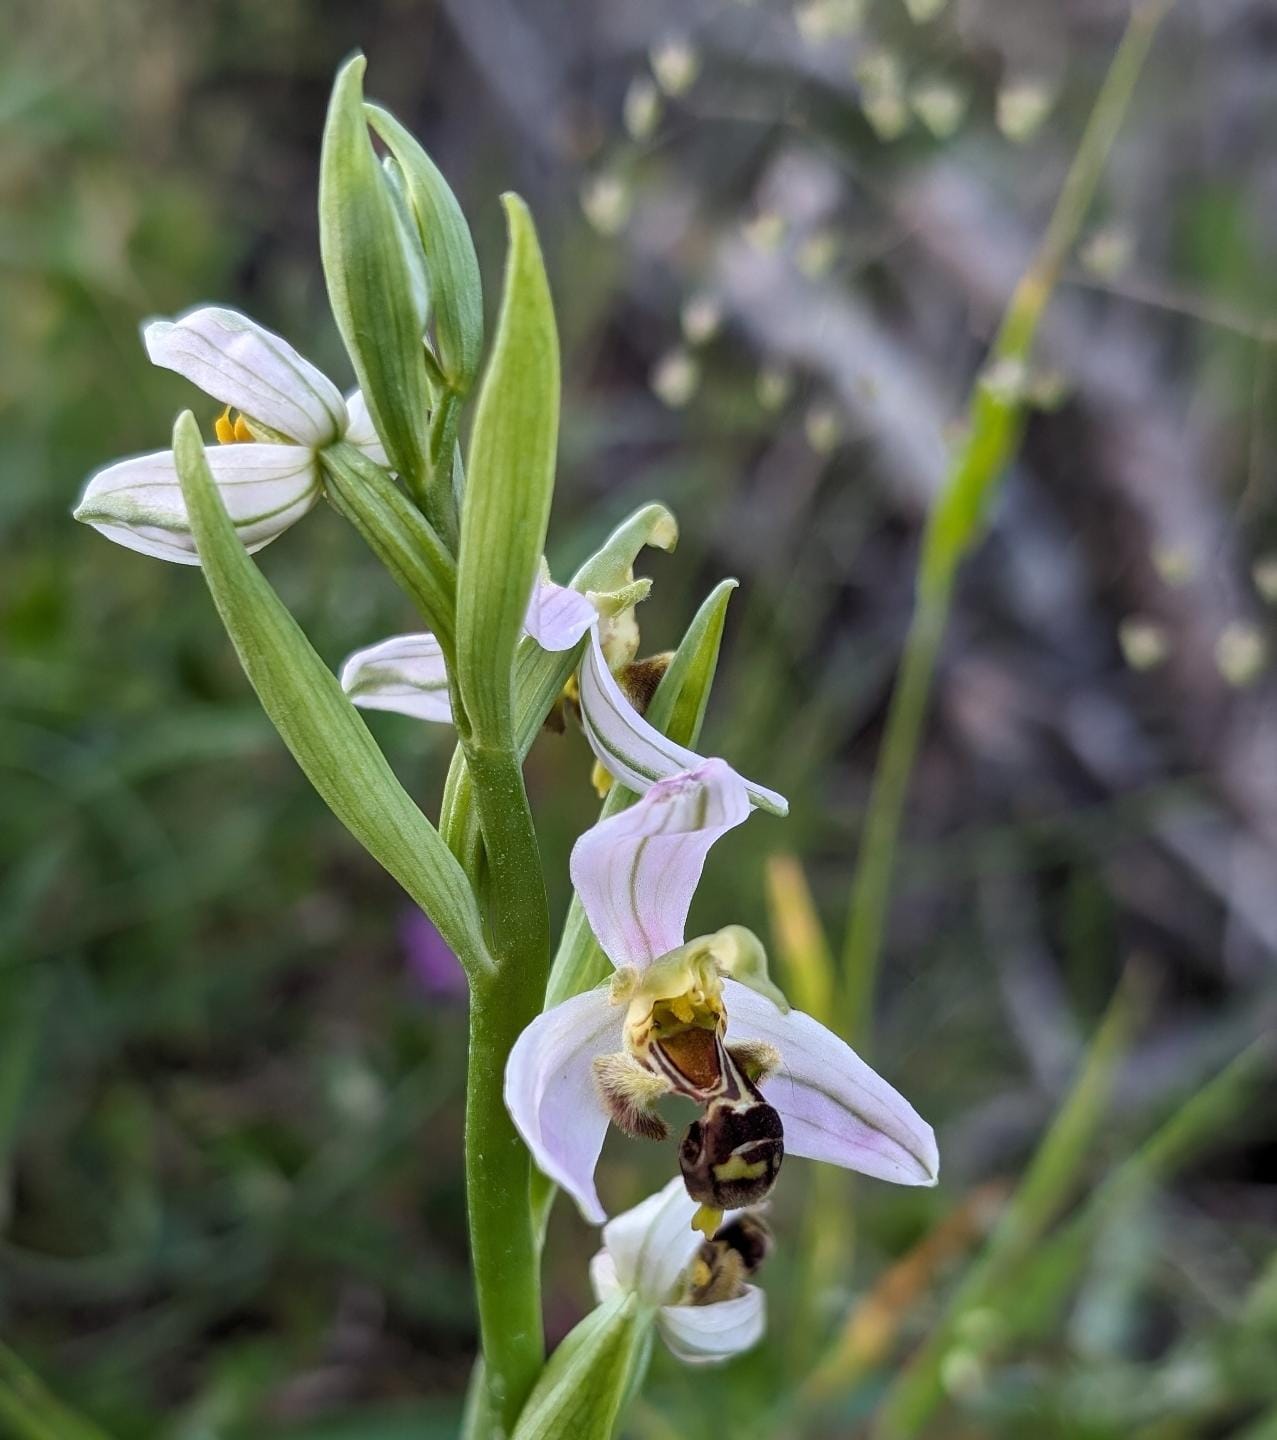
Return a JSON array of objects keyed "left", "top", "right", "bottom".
[
  {"left": 319, "top": 56, "right": 441, "bottom": 528},
  {"left": 573, "top": 502, "right": 677, "bottom": 594},
  {"left": 171, "top": 411, "right": 489, "bottom": 982},
  {"left": 511, "top": 1293, "right": 651, "bottom": 1440},
  {"left": 367, "top": 102, "right": 484, "bottom": 397},
  {"left": 455, "top": 193, "right": 559, "bottom": 749},
  {"left": 703, "top": 924, "right": 790, "bottom": 1013},
  {"left": 543, "top": 576, "right": 738, "bottom": 1009},
  {"left": 319, "top": 441, "right": 457, "bottom": 655}
]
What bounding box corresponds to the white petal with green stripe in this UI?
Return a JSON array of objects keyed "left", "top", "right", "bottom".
[{"left": 578, "top": 627, "right": 788, "bottom": 816}]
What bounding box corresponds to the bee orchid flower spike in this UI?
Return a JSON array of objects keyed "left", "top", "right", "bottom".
[
  {"left": 74, "top": 307, "right": 388, "bottom": 563},
  {"left": 504, "top": 756, "right": 938, "bottom": 1227}
]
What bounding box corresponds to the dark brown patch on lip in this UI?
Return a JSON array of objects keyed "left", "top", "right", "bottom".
[
  {"left": 651, "top": 1026, "right": 722, "bottom": 1094},
  {"left": 679, "top": 1097, "right": 785, "bottom": 1208}
]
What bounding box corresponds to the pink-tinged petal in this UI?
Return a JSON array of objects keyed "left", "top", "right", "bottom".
[
  {"left": 657, "top": 1286, "right": 765, "bottom": 1365},
  {"left": 344, "top": 388, "right": 390, "bottom": 468},
  {"left": 144, "top": 307, "right": 347, "bottom": 447},
  {"left": 595, "top": 1178, "right": 704, "bottom": 1306},
  {"left": 570, "top": 758, "right": 751, "bottom": 970},
  {"left": 339, "top": 633, "right": 453, "bottom": 723},
  {"left": 74, "top": 444, "right": 319, "bottom": 565},
  {"left": 578, "top": 628, "right": 788, "bottom": 817},
  {"left": 503, "top": 987, "right": 625, "bottom": 1224},
  {"left": 522, "top": 579, "right": 598, "bottom": 652},
  {"left": 722, "top": 980, "right": 939, "bottom": 1186}
]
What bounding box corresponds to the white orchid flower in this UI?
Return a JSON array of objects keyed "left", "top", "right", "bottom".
[
  {"left": 588, "top": 1178, "right": 769, "bottom": 1366},
  {"left": 504, "top": 757, "right": 937, "bottom": 1225},
  {"left": 340, "top": 575, "right": 788, "bottom": 816},
  {"left": 74, "top": 306, "right": 388, "bottom": 564}
]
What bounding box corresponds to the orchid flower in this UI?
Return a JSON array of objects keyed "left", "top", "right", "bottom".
[
  {"left": 589, "top": 1178, "right": 770, "bottom": 1366},
  {"left": 74, "top": 306, "right": 388, "bottom": 564},
  {"left": 504, "top": 758, "right": 937, "bottom": 1225},
  {"left": 340, "top": 575, "right": 788, "bottom": 816}
]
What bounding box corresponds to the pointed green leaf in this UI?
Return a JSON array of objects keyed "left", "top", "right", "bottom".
[
  {"left": 319, "top": 56, "right": 442, "bottom": 528},
  {"left": 511, "top": 1294, "right": 650, "bottom": 1440},
  {"left": 172, "top": 411, "right": 489, "bottom": 981},
  {"left": 367, "top": 103, "right": 484, "bottom": 397},
  {"left": 455, "top": 193, "right": 559, "bottom": 748}
]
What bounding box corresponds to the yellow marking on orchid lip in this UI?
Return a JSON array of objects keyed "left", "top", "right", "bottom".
[
  {"left": 713, "top": 1154, "right": 768, "bottom": 1182},
  {"left": 233, "top": 413, "right": 254, "bottom": 442},
  {"left": 691, "top": 1204, "right": 723, "bottom": 1239}
]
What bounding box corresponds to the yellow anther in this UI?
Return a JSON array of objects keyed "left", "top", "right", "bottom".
[
  {"left": 214, "top": 406, "right": 257, "bottom": 445},
  {"left": 691, "top": 1204, "right": 723, "bottom": 1239}
]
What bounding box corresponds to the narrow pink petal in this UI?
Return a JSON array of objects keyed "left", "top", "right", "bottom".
[
  {"left": 578, "top": 628, "right": 788, "bottom": 816},
  {"left": 503, "top": 987, "right": 625, "bottom": 1224},
  {"left": 569, "top": 758, "right": 751, "bottom": 970},
  {"left": 522, "top": 579, "right": 598, "bottom": 652},
  {"left": 722, "top": 980, "right": 939, "bottom": 1186}
]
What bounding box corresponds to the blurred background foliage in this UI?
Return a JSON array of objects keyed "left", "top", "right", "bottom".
[{"left": 1, "top": 0, "right": 1275, "bottom": 1436}]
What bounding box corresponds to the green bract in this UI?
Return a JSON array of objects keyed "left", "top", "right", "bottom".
[
  {"left": 510, "top": 1293, "right": 650, "bottom": 1440},
  {"left": 454, "top": 194, "right": 560, "bottom": 749},
  {"left": 170, "top": 410, "right": 488, "bottom": 982}
]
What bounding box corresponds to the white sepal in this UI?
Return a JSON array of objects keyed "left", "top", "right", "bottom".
[
  {"left": 344, "top": 388, "right": 391, "bottom": 468},
  {"left": 340, "top": 633, "right": 453, "bottom": 723},
  {"left": 75, "top": 443, "right": 320, "bottom": 565},
  {"left": 144, "top": 306, "right": 348, "bottom": 447},
  {"left": 503, "top": 985, "right": 625, "bottom": 1224}
]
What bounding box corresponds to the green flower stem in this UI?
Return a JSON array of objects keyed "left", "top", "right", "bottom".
[
  {"left": 841, "top": 0, "right": 1173, "bottom": 1049},
  {"left": 460, "top": 738, "right": 551, "bottom": 1434}
]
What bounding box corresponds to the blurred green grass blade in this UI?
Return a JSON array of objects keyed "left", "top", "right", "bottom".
[
  {"left": 872, "top": 972, "right": 1145, "bottom": 1440},
  {"left": 0, "top": 966, "right": 52, "bottom": 1177},
  {"left": 455, "top": 193, "right": 559, "bottom": 750},
  {"left": 0, "top": 1344, "right": 115, "bottom": 1440},
  {"left": 840, "top": 0, "right": 1174, "bottom": 1051},
  {"left": 171, "top": 410, "right": 490, "bottom": 982},
  {"left": 999, "top": 1039, "right": 1271, "bottom": 1348},
  {"left": 544, "top": 578, "right": 738, "bottom": 1009}
]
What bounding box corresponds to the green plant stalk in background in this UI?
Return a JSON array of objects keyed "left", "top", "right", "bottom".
[
  {"left": 841, "top": 0, "right": 1175, "bottom": 1049},
  {"left": 873, "top": 1034, "right": 1269, "bottom": 1439}
]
